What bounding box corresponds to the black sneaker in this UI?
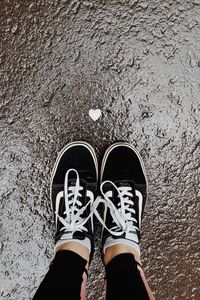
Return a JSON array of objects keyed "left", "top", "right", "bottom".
[
  {"left": 50, "top": 141, "right": 98, "bottom": 259},
  {"left": 94, "top": 142, "right": 147, "bottom": 256}
]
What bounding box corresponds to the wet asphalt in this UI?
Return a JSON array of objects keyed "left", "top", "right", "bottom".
[{"left": 0, "top": 0, "right": 200, "bottom": 299}]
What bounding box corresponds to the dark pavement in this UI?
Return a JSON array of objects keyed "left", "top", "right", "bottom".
[{"left": 0, "top": 0, "right": 200, "bottom": 299}]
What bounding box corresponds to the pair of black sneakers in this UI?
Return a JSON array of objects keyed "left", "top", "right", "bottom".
[{"left": 50, "top": 141, "right": 147, "bottom": 260}]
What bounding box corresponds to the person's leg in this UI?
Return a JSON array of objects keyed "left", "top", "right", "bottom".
[
  {"left": 33, "top": 142, "right": 98, "bottom": 299},
  {"left": 104, "top": 248, "right": 154, "bottom": 300},
  {"left": 94, "top": 142, "right": 155, "bottom": 299},
  {"left": 33, "top": 249, "right": 88, "bottom": 300}
]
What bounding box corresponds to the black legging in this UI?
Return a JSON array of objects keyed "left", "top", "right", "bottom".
[{"left": 33, "top": 250, "right": 150, "bottom": 299}]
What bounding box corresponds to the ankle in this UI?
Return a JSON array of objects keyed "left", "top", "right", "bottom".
[
  {"left": 55, "top": 241, "right": 90, "bottom": 262},
  {"left": 104, "top": 244, "right": 141, "bottom": 266}
]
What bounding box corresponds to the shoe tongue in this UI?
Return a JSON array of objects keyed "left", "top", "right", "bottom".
[
  {"left": 52, "top": 180, "right": 87, "bottom": 199},
  {"left": 116, "top": 180, "right": 131, "bottom": 187},
  {"left": 102, "top": 180, "right": 135, "bottom": 193},
  {"left": 68, "top": 178, "right": 86, "bottom": 187},
  {"left": 68, "top": 179, "right": 87, "bottom": 197},
  {"left": 115, "top": 180, "right": 135, "bottom": 189},
  {"left": 108, "top": 180, "right": 135, "bottom": 207}
]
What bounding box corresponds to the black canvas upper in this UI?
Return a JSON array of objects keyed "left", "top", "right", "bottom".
[
  {"left": 102, "top": 146, "right": 146, "bottom": 184},
  {"left": 51, "top": 143, "right": 98, "bottom": 258},
  {"left": 52, "top": 145, "right": 97, "bottom": 184},
  {"left": 100, "top": 144, "right": 147, "bottom": 249}
]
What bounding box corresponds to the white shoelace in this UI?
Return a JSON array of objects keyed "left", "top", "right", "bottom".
[
  {"left": 55, "top": 169, "right": 94, "bottom": 234},
  {"left": 93, "top": 180, "right": 139, "bottom": 237}
]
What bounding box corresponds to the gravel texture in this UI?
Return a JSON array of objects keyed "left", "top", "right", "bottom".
[{"left": 0, "top": 0, "right": 200, "bottom": 299}]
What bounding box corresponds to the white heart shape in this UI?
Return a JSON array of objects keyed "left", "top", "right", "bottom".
[{"left": 89, "top": 109, "right": 102, "bottom": 121}]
